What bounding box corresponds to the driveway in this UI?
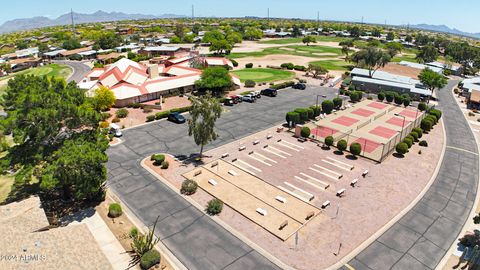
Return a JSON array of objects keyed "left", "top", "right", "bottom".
[
  {"left": 53, "top": 60, "right": 91, "bottom": 83},
  {"left": 107, "top": 86, "right": 338, "bottom": 270},
  {"left": 343, "top": 80, "right": 479, "bottom": 270}
]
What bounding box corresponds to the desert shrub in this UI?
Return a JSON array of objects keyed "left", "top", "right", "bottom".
[
  {"left": 421, "top": 118, "right": 433, "bottom": 131},
  {"left": 333, "top": 97, "right": 343, "bottom": 109},
  {"left": 377, "top": 92, "right": 385, "bottom": 101},
  {"left": 310, "top": 106, "right": 321, "bottom": 117},
  {"left": 143, "top": 108, "right": 153, "bottom": 113},
  {"left": 325, "top": 136, "right": 334, "bottom": 147},
  {"left": 429, "top": 109, "right": 442, "bottom": 120},
  {"left": 108, "top": 203, "right": 122, "bottom": 218},
  {"left": 385, "top": 92, "right": 394, "bottom": 102},
  {"left": 419, "top": 140, "right": 428, "bottom": 147},
  {"left": 245, "top": 63, "right": 253, "bottom": 68},
  {"left": 206, "top": 198, "right": 223, "bottom": 215},
  {"left": 140, "top": 249, "right": 161, "bottom": 270},
  {"left": 337, "top": 139, "right": 348, "bottom": 152},
  {"left": 396, "top": 142, "right": 408, "bottom": 155},
  {"left": 112, "top": 117, "right": 120, "bottom": 123},
  {"left": 348, "top": 85, "right": 356, "bottom": 91},
  {"left": 413, "top": 127, "right": 423, "bottom": 138},
  {"left": 306, "top": 108, "right": 315, "bottom": 119},
  {"left": 99, "top": 121, "right": 109, "bottom": 128},
  {"left": 403, "top": 137, "right": 413, "bottom": 148},
  {"left": 116, "top": 108, "right": 129, "bottom": 118},
  {"left": 146, "top": 115, "right": 155, "bottom": 122},
  {"left": 469, "top": 112, "right": 476, "bottom": 117},
  {"left": 418, "top": 102, "right": 427, "bottom": 111},
  {"left": 367, "top": 96, "right": 373, "bottom": 100},
  {"left": 286, "top": 111, "right": 300, "bottom": 126},
  {"left": 101, "top": 112, "right": 111, "bottom": 120},
  {"left": 180, "top": 179, "right": 198, "bottom": 195},
  {"left": 349, "top": 91, "right": 359, "bottom": 102},
  {"left": 294, "top": 65, "right": 306, "bottom": 71},
  {"left": 321, "top": 100, "right": 334, "bottom": 114},
  {"left": 151, "top": 154, "right": 165, "bottom": 165},
  {"left": 244, "top": 80, "right": 256, "bottom": 88},
  {"left": 405, "top": 134, "right": 414, "bottom": 142},
  {"left": 294, "top": 108, "right": 309, "bottom": 122},
  {"left": 280, "top": 62, "right": 295, "bottom": 70},
  {"left": 349, "top": 142, "right": 362, "bottom": 156},
  {"left": 394, "top": 94, "right": 404, "bottom": 105},
  {"left": 161, "top": 161, "right": 169, "bottom": 169},
  {"left": 230, "top": 59, "right": 238, "bottom": 67},
  {"left": 410, "top": 131, "right": 419, "bottom": 141},
  {"left": 155, "top": 111, "right": 170, "bottom": 120},
  {"left": 300, "top": 126, "right": 311, "bottom": 138},
  {"left": 403, "top": 98, "right": 411, "bottom": 107},
  {"left": 425, "top": 114, "right": 437, "bottom": 125},
  {"left": 131, "top": 103, "right": 142, "bottom": 108},
  {"left": 129, "top": 227, "right": 139, "bottom": 238}
]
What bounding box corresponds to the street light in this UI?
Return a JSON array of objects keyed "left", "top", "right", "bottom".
[
  {"left": 315, "top": 94, "right": 323, "bottom": 109},
  {"left": 394, "top": 113, "right": 406, "bottom": 138}
]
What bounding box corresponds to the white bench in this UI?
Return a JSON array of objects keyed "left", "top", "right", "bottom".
[
  {"left": 362, "top": 170, "right": 369, "bottom": 177},
  {"left": 267, "top": 134, "right": 273, "bottom": 139},
  {"left": 228, "top": 170, "right": 238, "bottom": 176},
  {"left": 208, "top": 179, "right": 218, "bottom": 186},
  {"left": 275, "top": 196, "right": 286, "bottom": 203},
  {"left": 351, "top": 178, "right": 358, "bottom": 187},
  {"left": 221, "top": 153, "right": 229, "bottom": 158},
  {"left": 336, "top": 188, "right": 346, "bottom": 197},
  {"left": 194, "top": 170, "right": 202, "bottom": 176},
  {"left": 253, "top": 140, "right": 260, "bottom": 145},
  {"left": 239, "top": 146, "right": 246, "bottom": 151},
  {"left": 322, "top": 200, "right": 330, "bottom": 209},
  {"left": 256, "top": 208, "right": 268, "bottom": 216}
]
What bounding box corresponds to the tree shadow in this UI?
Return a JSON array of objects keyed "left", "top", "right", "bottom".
[
  {"left": 334, "top": 150, "right": 344, "bottom": 155},
  {"left": 392, "top": 153, "right": 405, "bottom": 158},
  {"left": 346, "top": 154, "right": 358, "bottom": 160}
]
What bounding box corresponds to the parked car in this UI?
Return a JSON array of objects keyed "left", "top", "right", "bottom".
[
  {"left": 242, "top": 94, "right": 255, "bottom": 103},
  {"left": 252, "top": 90, "right": 261, "bottom": 98},
  {"left": 229, "top": 95, "right": 239, "bottom": 104},
  {"left": 224, "top": 97, "right": 234, "bottom": 106},
  {"left": 168, "top": 112, "right": 186, "bottom": 123},
  {"left": 236, "top": 94, "right": 244, "bottom": 102},
  {"left": 261, "top": 88, "right": 278, "bottom": 97},
  {"left": 109, "top": 123, "right": 122, "bottom": 137},
  {"left": 293, "top": 83, "right": 306, "bottom": 90}
]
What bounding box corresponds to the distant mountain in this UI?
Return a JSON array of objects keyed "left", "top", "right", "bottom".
[
  {"left": 0, "top": 10, "right": 186, "bottom": 33},
  {"left": 408, "top": 24, "right": 480, "bottom": 39}
]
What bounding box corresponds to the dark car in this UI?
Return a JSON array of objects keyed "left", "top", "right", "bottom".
[
  {"left": 224, "top": 97, "right": 234, "bottom": 106},
  {"left": 168, "top": 112, "right": 186, "bottom": 123},
  {"left": 293, "top": 83, "right": 306, "bottom": 90},
  {"left": 261, "top": 88, "right": 278, "bottom": 97}
]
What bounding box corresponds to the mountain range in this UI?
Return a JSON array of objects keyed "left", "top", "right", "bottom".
[
  {"left": 408, "top": 24, "right": 480, "bottom": 39},
  {"left": 0, "top": 10, "right": 185, "bottom": 33}
]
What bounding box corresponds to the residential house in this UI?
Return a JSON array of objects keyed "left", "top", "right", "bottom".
[{"left": 467, "top": 89, "right": 480, "bottom": 110}]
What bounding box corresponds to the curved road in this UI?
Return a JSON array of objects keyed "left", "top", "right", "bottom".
[
  {"left": 107, "top": 87, "right": 338, "bottom": 270},
  {"left": 53, "top": 60, "right": 91, "bottom": 83},
  {"left": 343, "top": 80, "right": 479, "bottom": 270}
]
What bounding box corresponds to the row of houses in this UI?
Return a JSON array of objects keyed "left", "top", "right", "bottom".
[
  {"left": 78, "top": 56, "right": 239, "bottom": 107},
  {"left": 399, "top": 60, "right": 463, "bottom": 75}
]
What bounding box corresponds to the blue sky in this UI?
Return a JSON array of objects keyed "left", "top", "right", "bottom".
[{"left": 2, "top": 0, "right": 479, "bottom": 33}]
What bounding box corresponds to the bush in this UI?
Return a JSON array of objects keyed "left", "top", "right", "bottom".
[
  {"left": 140, "top": 249, "right": 161, "bottom": 270},
  {"left": 403, "top": 137, "right": 413, "bottom": 148},
  {"left": 300, "top": 126, "right": 311, "bottom": 138},
  {"left": 306, "top": 108, "right": 315, "bottom": 119},
  {"left": 180, "top": 179, "right": 198, "bottom": 195},
  {"left": 99, "top": 121, "right": 109, "bottom": 128},
  {"left": 112, "top": 117, "right": 120, "bottom": 123},
  {"left": 244, "top": 80, "right": 256, "bottom": 88},
  {"left": 286, "top": 111, "right": 300, "bottom": 126},
  {"left": 410, "top": 131, "right": 419, "bottom": 141},
  {"left": 280, "top": 62, "right": 295, "bottom": 70},
  {"left": 146, "top": 115, "right": 155, "bottom": 122},
  {"left": 394, "top": 94, "right": 404, "bottom": 105},
  {"left": 161, "top": 161, "right": 169, "bottom": 169},
  {"left": 108, "top": 203, "right": 123, "bottom": 218},
  {"left": 151, "top": 154, "right": 165, "bottom": 165},
  {"left": 349, "top": 91, "right": 359, "bottom": 102},
  {"left": 155, "top": 111, "right": 170, "bottom": 120},
  {"left": 385, "top": 92, "right": 394, "bottom": 102},
  {"left": 396, "top": 142, "right": 408, "bottom": 155},
  {"left": 425, "top": 114, "right": 437, "bottom": 125},
  {"left": 349, "top": 142, "right": 362, "bottom": 156},
  {"left": 116, "top": 108, "right": 129, "bottom": 118},
  {"left": 419, "top": 140, "right": 428, "bottom": 147},
  {"left": 403, "top": 98, "right": 411, "bottom": 107},
  {"left": 129, "top": 227, "right": 139, "bottom": 238},
  {"left": 325, "top": 136, "right": 334, "bottom": 147},
  {"left": 413, "top": 127, "right": 423, "bottom": 138},
  {"left": 294, "top": 108, "right": 308, "bottom": 122},
  {"left": 245, "top": 63, "right": 253, "bottom": 68},
  {"left": 377, "top": 92, "right": 385, "bottom": 101},
  {"left": 421, "top": 118, "right": 433, "bottom": 131},
  {"left": 333, "top": 97, "right": 343, "bottom": 109},
  {"left": 101, "top": 112, "right": 111, "bottom": 120},
  {"left": 293, "top": 65, "right": 306, "bottom": 71},
  {"left": 429, "top": 109, "right": 442, "bottom": 120},
  {"left": 310, "top": 106, "right": 321, "bottom": 117},
  {"left": 418, "top": 102, "right": 427, "bottom": 111},
  {"left": 206, "top": 198, "right": 223, "bottom": 215},
  {"left": 337, "top": 139, "right": 348, "bottom": 152},
  {"left": 405, "top": 135, "right": 414, "bottom": 142},
  {"left": 321, "top": 100, "right": 334, "bottom": 114},
  {"left": 231, "top": 59, "right": 238, "bottom": 67}
]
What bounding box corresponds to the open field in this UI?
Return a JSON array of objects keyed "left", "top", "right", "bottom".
[
  {"left": 231, "top": 68, "right": 295, "bottom": 82},
  {"left": 392, "top": 53, "right": 418, "bottom": 63},
  {"left": 229, "top": 44, "right": 342, "bottom": 59},
  {"left": 308, "top": 59, "right": 352, "bottom": 71},
  {"left": 259, "top": 36, "right": 349, "bottom": 44}
]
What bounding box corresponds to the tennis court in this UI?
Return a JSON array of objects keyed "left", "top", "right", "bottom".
[
  {"left": 331, "top": 116, "right": 359, "bottom": 127},
  {"left": 398, "top": 109, "right": 419, "bottom": 119},
  {"left": 369, "top": 126, "right": 398, "bottom": 139},
  {"left": 367, "top": 101, "right": 389, "bottom": 110},
  {"left": 354, "top": 137, "right": 382, "bottom": 153},
  {"left": 312, "top": 126, "right": 338, "bottom": 138},
  {"left": 386, "top": 116, "right": 411, "bottom": 127},
  {"left": 351, "top": 108, "right": 376, "bottom": 117}
]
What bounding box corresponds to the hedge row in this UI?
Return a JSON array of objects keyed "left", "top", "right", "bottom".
[
  {"left": 378, "top": 91, "right": 411, "bottom": 107},
  {"left": 285, "top": 105, "right": 321, "bottom": 126},
  {"left": 146, "top": 106, "right": 192, "bottom": 122},
  {"left": 271, "top": 81, "right": 295, "bottom": 90}
]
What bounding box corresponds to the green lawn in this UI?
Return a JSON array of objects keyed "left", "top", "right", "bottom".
[
  {"left": 392, "top": 54, "right": 417, "bottom": 63},
  {"left": 229, "top": 45, "right": 342, "bottom": 59},
  {"left": 259, "top": 36, "right": 349, "bottom": 44},
  {"left": 0, "top": 175, "right": 14, "bottom": 204},
  {"left": 309, "top": 59, "right": 353, "bottom": 71},
  {"left": 231, "top": 68, "right": 295, "bottom": 82}
]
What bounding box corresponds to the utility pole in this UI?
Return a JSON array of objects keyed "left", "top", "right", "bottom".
[
  {"left": 70, "top": 8, "right": 75, "bottom": 33},
  {"left": 191, "top": 5, "right": 194, "bottom": 21},
  {"left": 267, "top": 8, "right": 270, "bottom": 21},
  {"left": 317, "top": 11, "right": 320, "bottom": 29},
  {"left": 361, "top": 16, "right": 364, "bottom": 24}
]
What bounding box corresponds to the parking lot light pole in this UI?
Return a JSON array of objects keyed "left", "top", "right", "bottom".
[
  {"left": 316, "top": 95, "right": 322, "bottom": 109},
  {"left": 394, "top": 113, "right": 407, "bottom": 138}
]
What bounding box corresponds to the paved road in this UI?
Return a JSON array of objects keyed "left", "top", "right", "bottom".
[
  {"left": 53, "top": 60, "right": 91, "bottom": 83},
  {"left": 343, "top": 80, "right": 479, "bottom": 270},
  {"left": 107, "top": 87, "right": 338, "bottom": 270}
]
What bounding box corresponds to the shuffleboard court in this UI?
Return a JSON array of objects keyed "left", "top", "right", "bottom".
[
  {"left": 331, "top": 116, "right": 359, "bottom": 127},
  {"left": 351, "top": 108, "right": 376, "bottom": 117},
  {"left": 386, "top": 116, "right": 411, "bottom": 127},
  {"left": 312, "top": 126, "right": 338, "bottom": 138},
  {"left": 369, "top": 126, "right": 398, "bottom": 139},
  {"left": 367, "top": 101, "right": 389, "bottom": 110},
  {"left": 354, "top": 138, "right": 382, "bottom": 153}
]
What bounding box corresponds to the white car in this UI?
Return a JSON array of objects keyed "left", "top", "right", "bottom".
[
  {"left": 242, "top": 94, "right": 255, "bottom": 103},
  {"left": 109, "top": 123, "right": 123, "bottom": 137},
  {"left": 252, "top": 91, "right": 261, "bottom": 98}
]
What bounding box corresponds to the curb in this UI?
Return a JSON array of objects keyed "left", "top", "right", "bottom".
[
  {"left": 437, "top": 87, "right": 480, "bottom": 269},
  {"left": 325, "top": 116, "right": 448, "bottom": 269},
  {"left": 140, "top": 158, "right": 295, "bottom": 270}
]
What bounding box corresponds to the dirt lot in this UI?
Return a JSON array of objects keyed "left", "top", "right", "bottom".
[
  {"left": 147, "top": 120, "right": 444, "bottom": 270},
  {"left": 378, "top": 63, "right": 422, "bottom": 79}
]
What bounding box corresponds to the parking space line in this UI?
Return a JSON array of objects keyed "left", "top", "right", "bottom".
[
  {"left": 236, "top": 159, "right": 262, "bottom": 172},
  {"left": 309, "top": 167, "right": 339, "bottom": 181},
  {"left": 280, "top": 140, "right": 305, "bottom": 149},
  {"left": 252, "top": 152, "right": 278, "bottom": 164},
  {"left": 262, "top": 147, "right": 287, "bottom": 158},
  {"left": 276, "top": 141, "right": 300, "bottom": 152},
  {"left": 269, "top": 146, "right": 292, "bottom": 156},
  {"left": 321, "top": 159, "right": 351, "bottom": 171},
  {"left": 248, "top": 155, "right": 272, "bottom": 166}
]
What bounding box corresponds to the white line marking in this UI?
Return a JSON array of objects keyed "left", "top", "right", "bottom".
[
  {"left": 277, "top": 186, "right": 310, "bottom": 202},
  {"left": 269, "top": 146, "right": 292, "bottom": 156},
  {"left": 446, "top": 146, "right": 479, "bottom": 156},
  {"left": 321, "top": 159, "right": 351, "bottom": 171},
  {"left": 237, "top": 159, "right": 262, "bottom": 172},
  {"left": 326, "top": 157, "right": 354, "bottom": 169},
  {"left": 296, "top": 178, "right": 325, "bottom": 190},
  {"left": 313, "top": 164, "right": 342, "bottom": 178},
  {"left": 248, "top": 155, "right": 272, "bottom": 166},
  {"left": 262, "top": 147, "right": 287, "bottom": 158},
  {"left": 252, "top": 152, "right": 278, "bottom": 163},
  {"left": 232, "top": 163, "right": 256, "bottom": 175},
  {"left": 309, "top": 167, "right": 339, "bottom": 181},
  {"left": 284, "top": 182, "right": 315, "bottom": 198},
  {"left": 297, "top": 174, "right": 330, "bottom": 189},
  {"left": 277, "top": 141, "right": 301, "bottom": 152},
  {"left": 281, "top": 140, "right": 305, "bottom": 149}
]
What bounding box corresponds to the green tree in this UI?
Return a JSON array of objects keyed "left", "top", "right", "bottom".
[
  {"left": 416, "top": 44, "right": 439, "bottom": 63},
  {"left": 321, "top": 100, "right": 334, "bottom": 114},
  {"left": 386, "top": 32, "right": 395, "bottom": 41},
  {"left": 395, "top": 142, "right": 408, "bottom": 155},
  {"left": 226, "top": 32, "right": 243, "bottom": 44},
  {"left": 244, "top": 27, "right": 263, "bottom": 40},
  {"left": 195, "top": 67, "right": 234, "bottom": 96},
  {"left": 202, "top": 30, "right": 224, "bottom": 43},
  {"left": 92, "top": 86, "right": 116, "bottom": 111},
  {"left": 349, "top": 26, "right": 361, "bottom": 38},
  {"left": 307, "top": 63, "right": 328, "bottom": 78},
  {"left": 302, "top": 35, "right": 316, "bottom": 46},
  {"left": 333, "top": 97, "right": 343, "bottom": 109},
  {"left": 418, "top": 68, "right": 447, "bottom": 102},
  {"left": 351, "top": 47, "right": 391, "bottom": 77},
  {"left": 62, "top": 38, "right": 81, "bottom": 50},
  {"left": 385, "top": 42, "right": 403, "bottom": 57},
  {"left": 188, "top": 94, "right": 222, "bottom": 157},
  {"left": 96, "top": 32, "right": 122, "bottom": 49},
  {"left": 337, "top": 139, "right": 348, "bottom": 153},
  {"left": 341, "top": 45, "right": 352, "bottom": 58},
  {"left": 349, "top": 142, "right": 362, "bottom": 156},
  {"left": 324, "top": 136, "right": 334, "bottom": 148},
  {"left": 209, "top": 39, "right": 233, "bottom": 55}
]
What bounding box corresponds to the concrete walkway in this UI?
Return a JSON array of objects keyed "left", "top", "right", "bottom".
[{"left": 342, "top": 80, "right": 479, "bottom": 270}]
